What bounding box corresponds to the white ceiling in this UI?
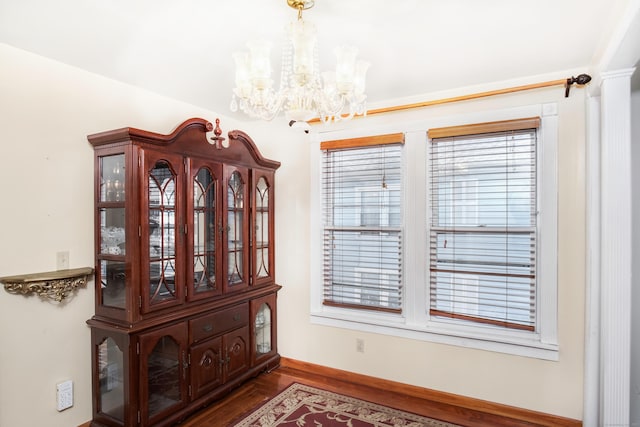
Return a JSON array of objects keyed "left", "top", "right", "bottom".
[{"left": 0, "top": 0, "right": 635, "bottom": 122}]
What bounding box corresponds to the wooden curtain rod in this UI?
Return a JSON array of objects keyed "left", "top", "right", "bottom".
[{"left": 309, "top": 74, "right": 591, "bottom": 124}]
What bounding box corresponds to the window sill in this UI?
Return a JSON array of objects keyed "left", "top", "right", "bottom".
[{"left": 310, "top": 309, "right": 559, "bottom": 361}]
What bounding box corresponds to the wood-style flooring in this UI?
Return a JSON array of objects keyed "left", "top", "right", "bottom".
[{"left": 177, "top": 358, "right": 581, "bottom": 427}]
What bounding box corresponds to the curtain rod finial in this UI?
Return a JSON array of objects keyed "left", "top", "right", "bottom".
[{"left": 565, "top": 73, "right": 592, "bottom": 97}]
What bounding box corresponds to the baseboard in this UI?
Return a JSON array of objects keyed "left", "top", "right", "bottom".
[{"left": 279, "top": 357, "right": 582, "bottom": 427}]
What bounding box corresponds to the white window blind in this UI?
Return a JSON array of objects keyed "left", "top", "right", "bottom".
[
  {"left": 322, "top": 137, "right": 403, "bottom": 312},
  {"left": 428, "top": 120, "right": 538, "bottom": 331}
]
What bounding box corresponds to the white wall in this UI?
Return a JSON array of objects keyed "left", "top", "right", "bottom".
[
  {"left": 0, "top": 42, "right": 303, "bottom": 427},
  {"left": 631, "top": 89, "right": 640, "bottom": 426},
  {"left": 0, "top": 41, "right": 588, "bottom": 425}
]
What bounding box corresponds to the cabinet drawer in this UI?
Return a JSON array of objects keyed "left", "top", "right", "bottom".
[{"left": 190, "top": 303, "right": 249, "bottom": 342}]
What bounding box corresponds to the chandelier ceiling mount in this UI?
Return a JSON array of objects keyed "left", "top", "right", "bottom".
[{"left": 287, "top": 0, "right": 315, "bottom": 13}]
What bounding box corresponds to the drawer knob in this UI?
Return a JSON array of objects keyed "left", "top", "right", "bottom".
[
  {"left": 203, "top": 324, "right": 213, "bottom": 332},
  {"left": 233, "top": 314, "right": 240, "bottom": 321}
]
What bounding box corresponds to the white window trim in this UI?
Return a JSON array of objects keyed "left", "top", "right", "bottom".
[{"left": 310, "top": 103, "right": 559, "bottom": 361}]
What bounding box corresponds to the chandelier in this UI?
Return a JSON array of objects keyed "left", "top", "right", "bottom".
[{"left": 230, "top": 0, "right": 370, "bottom": 124}]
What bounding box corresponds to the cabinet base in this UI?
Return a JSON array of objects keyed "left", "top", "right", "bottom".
[{"left": 89, "top": 354, "right": 280, "bottom": 427}]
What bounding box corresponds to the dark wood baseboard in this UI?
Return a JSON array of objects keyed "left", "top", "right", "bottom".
[
  {"left": 279, "top": 357, "right": 581, "bottom": 427},
  {"left": 79, "top": 356, "right": 582, "bottom": 427}
]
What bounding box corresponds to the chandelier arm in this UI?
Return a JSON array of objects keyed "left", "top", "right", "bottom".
[{"left": 323, "top": 94, "right": 348, "bottom": 122}]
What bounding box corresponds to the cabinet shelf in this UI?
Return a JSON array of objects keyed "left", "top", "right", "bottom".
[
  {"left": 98, "top": 201, "right": 125, "bottom": 207},
  {"left": 99, "top": 254, "right": 126, "bottom": 261},
  {"left": 1, "top": 267, "right": 94, "bottom": 302}
]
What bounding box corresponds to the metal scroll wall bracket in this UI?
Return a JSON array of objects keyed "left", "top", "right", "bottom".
[{"left": 0, "top": 267, "right": 94, "bottom": 302}]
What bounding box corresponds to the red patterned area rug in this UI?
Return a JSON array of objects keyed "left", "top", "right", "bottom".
[{"left": 232, "top": 382, "right": 461, "bottom": 426}]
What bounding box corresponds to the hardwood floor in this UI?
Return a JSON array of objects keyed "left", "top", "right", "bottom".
[{"left": 177, "top": 358, "right": 581, "bottom": 427}]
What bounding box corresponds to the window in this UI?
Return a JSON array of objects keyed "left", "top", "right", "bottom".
[
  {"left": 428, "top": 119, "right": 539, "bottom": 331},
  {"left": 321, "top": 134, "right": 404, "bottom": 312},
  {"left": 311, "top": 108, "right": 558, "bottom": 360}
]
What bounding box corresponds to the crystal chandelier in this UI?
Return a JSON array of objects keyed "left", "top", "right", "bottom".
[{"left": 230, "top": 0, "right": 370, "bottom": 124}]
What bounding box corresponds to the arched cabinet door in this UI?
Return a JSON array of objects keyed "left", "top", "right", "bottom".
[
  {"left": 91, "top": 329, "right": 129, "bottom": 425},
  {"left": 138, "top": 323, "right": 189, "bottom": 426},
  {"left": 140, "top": 150, "right": 185, "bottom": 313},
  {"left": 251, "top": 293, "right": 277, "bottom": 365},
  {"left": 252, "top": 169, "right": 276, "bottom": 287},
  {"left": 189, "top": 336, "right": 223, "bottom": 400},
  {"left": 187, "top": 158, "right": 223, "bottom": 301},
  {"left": 223, "top": 165, "right": 250, "bottom": 293}
]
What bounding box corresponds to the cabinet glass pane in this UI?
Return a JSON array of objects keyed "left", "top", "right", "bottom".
[
  {"left": 255, "top": 177, "right": 270, "bottom": 278},
  {"left": 227, "top": 172, "right": 244, "bottom": 286},
  {"left": 256, "top": 177, "right": 268, "bottom": 208},
  {"left": 100, "top": 154, "right": 125, "bottom": 202},
  {"left": 98, "top": 337, "right": 124, "bottom": 421},
  {"left": 147, "top": 336, "right": 180, "bottom": 417},
  {"left": 149, "top": 260, "right": 176, "bottom": 302},
  {"left": 100, "top": 208, "right": 125, "bottom": 256},
  {"left": 149, "top": 161, "right": 177, "bottom": 303},
  {"left": 255, "top": 212, "right": 269, "bottom": 247},
  {"left": 100, "top": 260, "right": 126, "bottom": 309},
  {"left": 256, "top": 248, "right": 269, "bottom": 278},
  {"left": 227, "top": 251, "right": 242, "bottom": 285},
  {"left": 255, "top": 303, "right": 271, "bottom": 355},
  {"left": 194, "top": 168, "right": 216, "bottom": 293}
]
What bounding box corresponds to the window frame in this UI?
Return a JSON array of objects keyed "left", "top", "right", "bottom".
[
  {"left": 309, "top": 103, "right": 558, "bottom": 360},
  {"left": 427, "top": 123, "right": 539, "bottom": 332},
  {"left": 321, "top": 139, "right": 404, "bottom": 313}
]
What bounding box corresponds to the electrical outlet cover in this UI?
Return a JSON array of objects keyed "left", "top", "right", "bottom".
[{"left": 56, "top": 380, "right": 73, "bottom": 411}]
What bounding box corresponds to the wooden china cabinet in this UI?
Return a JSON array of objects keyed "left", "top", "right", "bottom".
[{"left": 87, "top": 118, "right": 280, "bottom": 427}]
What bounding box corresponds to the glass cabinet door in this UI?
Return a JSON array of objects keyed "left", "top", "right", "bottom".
[
  {"left": 139, "top": 323, "right": 188, "bottom": 425},
  {"left": 224, "top": 166, "right": 249, "bottom": 292},
  {"left": 251, "top": 294, "right": 276, "bottom": 363},
  {"left": 255, "top": 303, "right": 271, "bottom": 355},
  {"left": 188, "top": 159, "right": 222, "bottom": 301},
  {"left": 95, "top": 334, "right": 125, "bottom": 423},
  {"left": 253, "top": 170, "right": 275, "bottom": 286},
  {"left": 143, "top": 151, "right": 184, "bottom": 312},
  {"left": 97, "top": 153, "right": 127, "bottom": 312}
]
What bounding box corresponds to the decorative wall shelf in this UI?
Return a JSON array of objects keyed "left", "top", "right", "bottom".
[{"left": 0, "top": 267, "right": 94, "bottom": 302}]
